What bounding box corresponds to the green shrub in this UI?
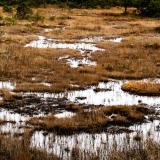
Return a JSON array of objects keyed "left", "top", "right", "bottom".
[
  {"left": 3, "top": 5, "right": 13, "bottom": 13},
  {"left": 136, "top": 0, "right": 160, "bottom": 17},
  {"left": 29, "top": 12, "right": 44, "bottom": 22},
  {"left": 16, "top": 1, "right": 32, "bottom": 19},
  {"left": 0, "top": 17, "right": 16, "bottom": 26},
  {"left": 155, "top": 26, "right": 160, "bottom": 33}
]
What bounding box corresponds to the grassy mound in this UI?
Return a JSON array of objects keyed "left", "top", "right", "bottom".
[
  {"left": 28, "top": 105, "right": 153, "bottom": 134},
  {"left": 122, "top": 81, "right": 160, "bottom": 96}
]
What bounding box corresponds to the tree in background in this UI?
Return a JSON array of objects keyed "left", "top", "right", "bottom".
[
  {"left": 0, "top": 0, "right": 159, "bottom": 17},
  {"left": 134, "top": 0, "right": 160, "bottom": 17},
  {"left": 142, "top": 0, "right": 160, "bottom": 17},
  {"left": 16, "top": 0, "right": 32, "bottom": 19},
  {"left": 30, "top": 0, "right": 47, "bottom": 7},
  {"left": 123, "top": 0, "right": 129, "bottom": 14}
]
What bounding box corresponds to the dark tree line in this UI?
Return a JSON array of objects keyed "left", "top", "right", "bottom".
[{"left": 0, "top": 0, "right": 159, "bottom": 17}]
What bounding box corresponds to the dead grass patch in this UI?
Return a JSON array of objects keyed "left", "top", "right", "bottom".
[
  {"left": 0, "top": 6, "right": 160, "bottom": 92},
  {"left": 28, "top": 105, "right": 151, "bottom": 134},
  {"left": 0, "top": 89, "right": 22, "bottom": 101},
  {"left": 0, "top": 135, "right": 59, "bottom": 160},
  {"left": 108, "top": 139, "right": 160, "bottom": 160},
  {"left": 122, "top": 81, "right": 160, "bottom": 96}
]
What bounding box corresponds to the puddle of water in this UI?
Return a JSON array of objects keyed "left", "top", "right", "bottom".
[
  {"left": 0, "top": 79, "right": 159, "bottom": 158},
  {"left": 40, "top": 82, "right": 52, "bottom": 87},
  {"left": 80, "top": 36, "right": 123, "bottom": 43},
  {"left": 0, "top": 81, "right": 16, "bottom": 100},
  {"left": 44, "top": 29, "right": 53, "bottom": 32},
  {"left": 0, "top": 81, "right": 16, "bottom": 90},
  {"left": 58, "top": 55, "right": 70, "bottom": 60},
  {"left": 0, "top": 108, "right": 29, "bottom": 135},
  {"left": 25, "top": 36, "right": 104, "bottom": 53},
  {"left": 0, "top": 107, "right": 50, "bottom": 136},
  {"left": 54, "top": 111, "right": 75, "bottom": 118},
  {"left": 109, "top": 37, "right": 123, "bottom": 43},
  {"left": 33, "top": 79, "right": 160, "bottom": 106},
  {"left": 143, "top": 78, "right": 160, "bottom": 84},
  {"left": 65, "top": 58, "right": 96, "bottom": 68},
  {"left": 80, "top": 36, "right": 104, "bottom": 43},
  {"left": 0, "top": 123, "right": 24, "bottom": 135},
  {"left": 0, "top": 109, "right": 28, "bottom": 123},
  {"left": 30, "top": 120, "right": 160, "bottom": 160}
]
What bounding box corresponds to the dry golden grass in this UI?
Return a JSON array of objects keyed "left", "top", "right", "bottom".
[
  {"left": 1, "top": 6, "right": 159, "bottom": 40},
  {"left": 28, "top": 105, "right": 151, "bottom": 134},
  {"left": 28, "top": 111, "right": 109, "bottom": 134},
  {"left": 122, "top": 81, "right": 160, "bottom": 96},
  {"left": 0, "top": 44, "right": 103, "bottom": 92},
  {"left": 0, "top": 5, "right": 160, "bottom": 160},
  {"left": 0, "top": 89, "right": 21, "bottom": 101},
  {"left": 107, "top": 139, "right": 160, "bottom": 160},
  {"left": 0, "top": 135, "right": 59, "bottom": 160},
  {"left": 0, "top": 6, "right": 159, "bottom": 93},
  {"left": 0, "top": 132, "right": 160, "bottom": 160},
  {"left": 71, "top": 138, "right": 160, "bottom": 160}
]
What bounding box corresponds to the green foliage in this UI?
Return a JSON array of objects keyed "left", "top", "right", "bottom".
[
  {"left": 16, "top": 1, "right": 32, "bottom": 19},
  {"left": 145, "top": 0, "right": 160, "bottom": 17},
  {"left": 0, "top": 0, "right": 160, "bottom": 17},
  {"left": 135, "top": 0, "right": 160, "bottom": 17},
  {"left": 3, "top": 5, "right": 13, "bottom": 13},
  {"left": 155, "top": 26, "right": 160, "bottom": 33},
  {"left": 0, "top": 17, "right": 16, "bottom": 26},
  {"left": 30, "top": 12, "right": 45, "bottom": 22}
]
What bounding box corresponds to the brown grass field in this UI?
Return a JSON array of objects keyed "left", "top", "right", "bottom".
[
  {"left": 122, "top": 80, "right": 160, "bottom": 96},
  {"left": 0, "top": 6, "right": 160, "bottom": 93},
  {"left": 0, "top": 5, "right": 160, "bottom": 160}
]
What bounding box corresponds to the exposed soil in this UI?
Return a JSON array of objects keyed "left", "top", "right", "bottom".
[{"left": 1, "top": 95, "right": 68, "bottom": 115}]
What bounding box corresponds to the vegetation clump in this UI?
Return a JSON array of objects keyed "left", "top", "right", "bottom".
[
  {"left": 155, "top": 26, "right": 160, "bottom": 33},
  {"left": 107, "top": 139, "right": 160, "bottom": 160},
  {"left": 0, "top": 89, "right": 22, "bottom": 101},
  {"left": 16, "top": 0, "right": 32, "bottom": 19},
  {"left": 1, "top": 0, "right": 160, "bottom": 17},
  {"left": 0, "top": 136, "right": 59, "bottom": 160},
  {"left": 122, "top": 81, "right": 160, "bottom": 96},
  {"left": 3, "top": 5, "right": 13, "bottom": 13},
  {"left": 28, "top": 105, "right": 153, "bottom": 134}
]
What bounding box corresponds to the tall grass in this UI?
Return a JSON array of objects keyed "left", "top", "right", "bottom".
[
  {"left": 28, "top": 105, "right": 152, "bottom": 134},
  {"left": 0, "top": 136, "right": 59, "bottom": 160}
]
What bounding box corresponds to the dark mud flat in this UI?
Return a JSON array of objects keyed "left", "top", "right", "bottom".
[{"left": 1, "top": 94, "right": 69, "bottom": 116}]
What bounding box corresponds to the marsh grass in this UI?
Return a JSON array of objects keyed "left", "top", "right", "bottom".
[
  {"left": 0, "top": 135, "right": 59, "bottom": 160},
  {"left": 122, "top": 81, "right": 160, "bottom": 96},
  {"left": 70, "top": 139, "right": 160, "bottom": 160},
  {"left": 0, "top": 5, "right": 160, "bottom": 160},
  {"left": 0, "top": 133, "right": 159, "bottom": 160},
  {"left": 0, "top": 45, "right": 102, "bottom": 92},
  {"left": 107, "top": 139, "right": 160, "bottom": 160},
  {"left": 0, "top": 89, "right": 22, "bottom": 101},
  {"left": 155, "top": 26, "right": 160, "bottom": 33},
  {"left": 0, "top": 6, "right": 159, "bottom": 93},
  {"left": 28, "top": 105, "right": 152, "bottom": 134}
]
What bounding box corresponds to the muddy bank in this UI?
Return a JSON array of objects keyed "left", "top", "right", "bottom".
[{"left": 1, "top": 95, "right": 68, "bottom": 116}]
